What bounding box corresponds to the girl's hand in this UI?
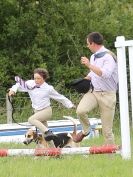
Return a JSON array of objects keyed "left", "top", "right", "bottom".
[{"left": 8, "top": 90, "right": 15, "bottom": 96}]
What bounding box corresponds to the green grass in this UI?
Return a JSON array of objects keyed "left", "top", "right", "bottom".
[
  {"left": 0, "top": 136, "right": 133, "bottom": 177},
  {"left": 1, "top": 155, "right": 132, "bottom": 177}
]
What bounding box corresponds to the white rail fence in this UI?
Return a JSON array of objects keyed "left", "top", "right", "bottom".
[{"left": 115, "top": 36, "right": 133, "bottom": 160}]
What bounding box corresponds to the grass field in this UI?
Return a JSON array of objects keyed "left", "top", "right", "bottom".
[{"left": 0, "top": 135, "right": 133, "bottom": 177}]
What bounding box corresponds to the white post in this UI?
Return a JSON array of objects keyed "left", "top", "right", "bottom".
[
  {"left": 128, "top": 45, "right": 133, "bottom": 128},
  {"left": 6, "top": 94, "right": 13, "bottom": 124},
  {"left": 115, "top": 36, "right": 131, "bottom": 159}
]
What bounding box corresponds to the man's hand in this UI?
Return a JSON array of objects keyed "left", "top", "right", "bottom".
[
  {"left": 84, "top": 76, "right": 91, "bottom": 80},
  {"left": 81, "top": 56, "right": 90, "bottom": 68}
]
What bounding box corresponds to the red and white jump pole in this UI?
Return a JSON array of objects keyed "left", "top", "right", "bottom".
[{"left": 0, "top": 145, "right": 120, "bottom": 157}]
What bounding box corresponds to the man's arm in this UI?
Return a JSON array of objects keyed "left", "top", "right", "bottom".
[{"left": 81, "top": 56, "right": 102, "bottom": 76}]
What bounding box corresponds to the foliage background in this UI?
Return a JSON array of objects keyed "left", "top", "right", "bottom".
[{"left": 0, "top": 0, "right": 133, "bottom": 97}]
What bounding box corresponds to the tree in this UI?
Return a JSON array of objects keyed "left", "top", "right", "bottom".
[{"left": 0, "top": 0, "right": 133, "bottom": 97}]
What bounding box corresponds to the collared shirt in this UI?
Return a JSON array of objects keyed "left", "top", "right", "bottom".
[
  {"left": 88, "top": 46, "right": 118, "bottom": 91},
  {"left": 10, "top": 80, "right": 74, "bottom": 110}
]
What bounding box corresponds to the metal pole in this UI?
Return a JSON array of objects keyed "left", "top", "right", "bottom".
[{"left": 115, "top": 36, "right": 131, "bottom": 159}]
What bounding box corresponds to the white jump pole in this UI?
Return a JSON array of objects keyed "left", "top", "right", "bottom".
[
  {"left": 128, "top": 44, "right": 133, "bottom": 128},
  {"left": 115, "top": 36, "right": 131, "bottom": 159},
  {"left": 0, "top": 145, "right": 120, "bottom": 157}
]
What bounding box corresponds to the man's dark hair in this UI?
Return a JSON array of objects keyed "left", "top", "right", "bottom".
[
  {"left": 34, "top": 68, "right": 49, "bottom": 80},
  {"left": 87, "top": 32, "right": 104, "bottom": 45}
]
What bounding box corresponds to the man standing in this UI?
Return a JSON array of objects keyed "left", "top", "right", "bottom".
[{"left": 74, "top": 32, "right": 118, "bottom": 145}]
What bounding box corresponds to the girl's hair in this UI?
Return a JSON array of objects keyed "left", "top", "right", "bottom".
[{"left": 33, "top": 68, "right": 49, "bottom": 80}]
